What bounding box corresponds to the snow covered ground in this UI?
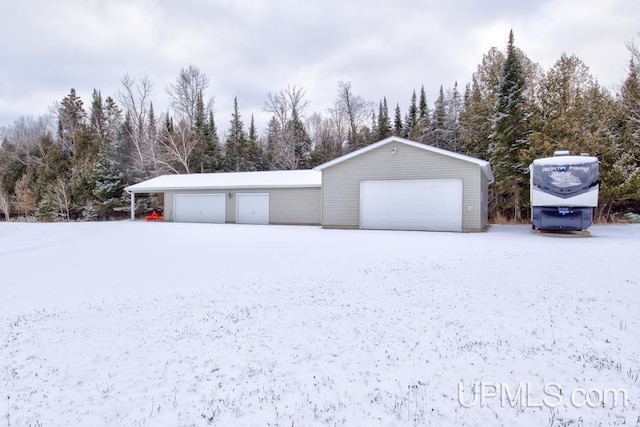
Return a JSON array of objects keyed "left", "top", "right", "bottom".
[{"left": 1, "top": 221, "right": 639, "bottom": 426}]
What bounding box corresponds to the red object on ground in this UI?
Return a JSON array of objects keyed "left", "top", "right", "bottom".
[{"left": 145, "top": 211, "right": 164, "bottom": 221}]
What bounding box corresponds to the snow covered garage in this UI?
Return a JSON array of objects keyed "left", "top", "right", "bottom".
[
  {"left": 315, "top": 136, "right": 494, "bottom": 232},
  {"left": 125, "top": 170, "right": 321, "bottom": 225}
]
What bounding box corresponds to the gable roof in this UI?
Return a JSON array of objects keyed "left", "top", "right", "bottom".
[
  {"left": 125, "top": 170, "right": 321, "bottom": 193},
  {"left": 314, "top": 136, "right": 494, "bottom": 182}
]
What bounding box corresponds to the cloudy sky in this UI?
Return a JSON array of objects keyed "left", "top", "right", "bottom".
[{"left": 0, "top": 0, "right": 638, "bottom": 134}]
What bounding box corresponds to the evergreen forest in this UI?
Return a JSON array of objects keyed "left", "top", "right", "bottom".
[{"left": 1, "top": 31, "right": 639, "bottom": 222}]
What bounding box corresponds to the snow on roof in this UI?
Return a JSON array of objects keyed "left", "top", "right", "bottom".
[
  {"left": 314, "top": 136, "right": 494, "bottom": 182},
  {"left": 532, "top": 155, "right": 599, "bottom": 166},
  {"left": 125, "top": 170, "right": 321, "bottom": 193}
]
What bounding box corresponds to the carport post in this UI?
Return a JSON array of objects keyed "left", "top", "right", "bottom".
[{"left": 130, "top": 191, "right": 135, "bottom": 220}]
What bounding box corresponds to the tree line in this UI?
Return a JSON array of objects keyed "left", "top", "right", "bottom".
[{"left": 1, "top": 31, "right": 639, "bottom": 222}]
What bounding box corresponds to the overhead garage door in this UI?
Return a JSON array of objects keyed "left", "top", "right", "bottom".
[
  {"left": 236, "top": 193, "right": 269, "bottom": 224},
  {"left": 174, "top": 194, "right": 226, "bottom": 223},
  {"left": 360, "top": 179, "right": 462, "bottom": 231}
]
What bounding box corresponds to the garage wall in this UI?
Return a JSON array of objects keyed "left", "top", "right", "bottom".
[
  {"left": 480, "top": 171, "right": 489, "bottom": 230},
  {"left": 164, "top": 187, "right": 321, "bottom": 225},
  {"left": 321, "top": 142, "right": 484, "bottom": 231}
]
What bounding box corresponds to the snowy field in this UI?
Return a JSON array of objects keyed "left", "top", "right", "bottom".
[{"left": 1, "top": 221, "right": 639, "bottom": 426}]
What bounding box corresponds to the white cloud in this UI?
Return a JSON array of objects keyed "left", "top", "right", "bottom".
[
  {"left": 0, "top": 0, "right": 638, "bottom": 133},
  {"left": 515, "top": 0, "right": 637, "bottom": 90}
]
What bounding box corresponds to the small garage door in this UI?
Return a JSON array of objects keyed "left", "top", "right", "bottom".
[
  {"left": 360, "top": 179, "right": 462, "bottom": 231},
  {"left": 236, "top": 193, "right": 269, "bottom": 224},
  {"left": 174, "top": 194, "right": 226, "bottom": 223}
]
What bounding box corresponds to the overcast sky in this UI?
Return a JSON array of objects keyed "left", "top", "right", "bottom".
[{"left": 0, "top": 0, "right": 638, "bottom": 134}]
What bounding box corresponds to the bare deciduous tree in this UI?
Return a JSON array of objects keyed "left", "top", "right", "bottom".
[
  {"left": 264, "top": 85, "right": 310, "bottom": 169},
  {"left": 117, "top": 74, "right": 157, "bottom": 175},
  {"left": 626, "top": 32, "right": 640, "bottom": 65},
  {"left": 264, "top": 85, "right": 309, "bottom": 130},
  {"left": 0, "top": 188, "right": 10, "bottom": 220},
  {"left": 327, "top": 98, "right": 349, "bottom": 150},
  {"left": 166, "top": 65, "right": 213, "bottom": 128},
  {"left": 52, "top": 178, "right": 71, "bottom": 221},
  {"left": 158, "top": 118, "right": 199, "bottom": 174},
  {"left": 0, "top": 115, "right": 54, "bottom": 167},
  {"left": 335, "top": 81, "right": 373, "bottom": 151},
  {"left": 13, "top": 175, "right": 36, "bottom": 217},
  {"left": 306, "top": 112, "right": 342, "bottom": 165},
  {"left": 267, "top": 133, "right": 298, "bottom": 170}
]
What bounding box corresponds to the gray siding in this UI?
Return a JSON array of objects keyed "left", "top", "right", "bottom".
[
  {"left": 480, "top": 172, "right": 489, "bottom": 230},
  {"left": 164, "top": 187, "right": 320, "bottom": 225},
  {"left": 322, "top": 142, "right": 484, "bottom": 231}
]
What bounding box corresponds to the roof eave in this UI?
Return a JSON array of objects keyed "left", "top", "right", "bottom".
[
  {"left": 481, "top": 164, "right": 495, "bottom": 184},
  {"left": 314, "top": 136, "right": 494, "bottom": 174},
  {"left": 125, "top": 184, "right": 322, "bottom": 193},
  {"left": 314, "top": 136, "right": 398, "bottom": 171}
]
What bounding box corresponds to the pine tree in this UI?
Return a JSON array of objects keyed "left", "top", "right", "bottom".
[
  {"left": 103, "top": 97, "right": 122, "bottom": 148},
  {"left": 90, "top": 89, "right": 106, "bottom": 143},
  {"left": 200, "top": 111, "right": 223, "bottom": 173},
  {"left": 35, "top": 194, "right": 57, "bottom": 222},
  {"left": 416, "top": 85, "right": 430, "bottom": 142},
  {"left": 620, "top": 59, "right": 640, "bottom": 161},
  {"left": 460, "top": 78, "right": 491, "bottom": 159},
  {"left": 58, "top": 88, "right": 87, "bottom": 156},
  {"left": 418, "top": 85, "right": 428, "bottom": 120},
  {"left": 265, "top": 116, "right": 282, "bottom": 170},
  {"left": 445, "top": 82, "right": 462, "bottom": 152},
  {"left": 405, "top": 90, "right": 418, "bottom": 140},
  {"left": 194, "top": 91, "right": 206, "bottom": 132},
  {"left": 93, "top": 135, "right": 127, "bottom": 218},
  {"left": 0, "top": 139, "right": 27, "bottom": 197},
  {"left": 489, "top": 30, "right": 530, "bottom": 221},
  {"left": 288, "top": 110, "right": 312, "bottom": 169},
  {"left": 147, "top": 102, "right": 158, "bottom": 175},
  {"left": 224, "top": 97, "right": 247, "bottom": 172},
  {"left": 58, "top": 89, "right": 101, "bottom": 214},
  {"left": 35, "top": 135, "right": 69, "bottom": 208},
  {"left": 361, "top": 111, "right": 376, "bottom": 146},
  {"left": 458, "top": 47, "right": 505, "bottom": 160},
  {"left": 431, "top": 86, "right": 447, "bottom": 148},
  {"left": 193, "top": 91, "right": 207, "bottom": 172},
  {"left": 393, "top": 103, "right": 403, "bottom": 136},
  {"left": 376, "top": 98, "right": 392, "bottom": 140},
  {"left": 588, "top": 60, "right": 640, "bottom": 216},
  {"left": 246, "top": 114, "right": 265, "bottom": 171}
]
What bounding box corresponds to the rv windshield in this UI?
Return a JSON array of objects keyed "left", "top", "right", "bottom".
[{"left": 531, "top": 162, "right": 599, "bottom": 197}]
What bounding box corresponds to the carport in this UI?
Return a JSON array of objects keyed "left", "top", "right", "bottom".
[{"left": 125, "top": 170, "right": 321, "bottom": 225}]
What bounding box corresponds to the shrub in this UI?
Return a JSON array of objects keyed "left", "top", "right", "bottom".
[{"left": 622, "top": 212, "right": 640, "bottom": 223}]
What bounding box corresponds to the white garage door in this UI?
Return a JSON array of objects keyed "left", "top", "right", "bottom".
[
  {"left": 360, "top": 179, "right": 462, "bottom": 231},
  {"left": 236, "top": 193, "right": 269, "bottom": 224},
  {"left": 174, "top": 194, "right": 226, "bottom": 223}
]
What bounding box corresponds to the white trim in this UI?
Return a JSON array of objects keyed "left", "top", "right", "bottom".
[
  {"left": 314, "top": 136, "right": 494, "bottom": 182},
  {"left": 130, "top": 191, "right": 135, "bottom": 220}
]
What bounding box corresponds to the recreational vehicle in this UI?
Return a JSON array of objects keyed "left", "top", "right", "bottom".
[{"left": 530, "top": 151, "right": 599, "bottom": 231}]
